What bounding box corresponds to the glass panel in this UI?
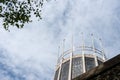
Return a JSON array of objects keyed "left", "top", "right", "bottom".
[
  {"left": 54, "top": 68, "right": 59, "bottom": 80},
  {"left": 85, "top": 57, "right": 95, "bottom": 71},
  {"left": 60, "top": 60, "right": 69, "bottom": 80},
  {"left": 72, "top": 57, "right": 83, "bottom": 79},
  {"left": 98, "top": 60, "right": 103, "bottom": 65}
]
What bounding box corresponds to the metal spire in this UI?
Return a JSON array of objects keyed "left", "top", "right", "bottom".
[
  {"left": 57, "top": 46, "right": 60, "bottom": 65},
  {"left": 57, "top": 39, "right": 65, "bottom": 80},
  {"left": 62, "top": 39, "right": 65, "bottom": 56},
  {"left": 91, "top": 33, "right": 98, "bottom": 66},
  {"left": 99, "top": 38, "right": 107, "bottom": 61},
  {"left": 68, "top": 34, "right": 74, "bottom": 80},
  {"left": 81, "top": 32, "right": 86, "bottom": 73}
]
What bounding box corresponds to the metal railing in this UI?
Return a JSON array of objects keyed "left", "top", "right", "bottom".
[{"left": 57, "top": 46, "right": 105, "bottom": 65}]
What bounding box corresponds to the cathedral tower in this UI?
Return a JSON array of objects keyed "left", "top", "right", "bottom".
[{"left": 54, "top": 34, "right": 106, "bottom": 80}]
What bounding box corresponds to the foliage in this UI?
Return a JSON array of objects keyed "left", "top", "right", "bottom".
[{"left": 0, "top": 0, "right": 44, "bottom": 30}]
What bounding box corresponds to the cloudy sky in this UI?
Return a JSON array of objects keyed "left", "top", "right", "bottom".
[{"left": 0, "top": 0, "right": 120, "bottom": 80}]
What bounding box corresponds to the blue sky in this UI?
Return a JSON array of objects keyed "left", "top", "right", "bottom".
[{"left": 0, "top": 0, "right": 120, "bottom": 80}]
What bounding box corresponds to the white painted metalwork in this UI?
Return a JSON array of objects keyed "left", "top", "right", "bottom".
[
  {"left": 54, "top": 34, "right": 107, "bottom": 80},
  {"left": 68, "top": 35, "right": 73, "bottom": 80},
  {"left": 99, "top": 38, "right": 106, "bottom": 61},
  {"left": 91, "top": 34, "right": 98, "bottom": 66},
  {"left": 81, "top": 33, "right": 86, "bottom": 73},
  {"left": 57, "top": 45, "right": 62, "bottom": 80}
]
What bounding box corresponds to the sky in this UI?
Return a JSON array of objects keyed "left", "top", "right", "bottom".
[{"left": 0, "top": 0, "right": 120, "bottom": 80}]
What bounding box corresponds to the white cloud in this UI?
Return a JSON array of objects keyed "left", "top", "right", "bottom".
[{"left": 0, "top": 0, "right": 120, "bottom": 79}]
